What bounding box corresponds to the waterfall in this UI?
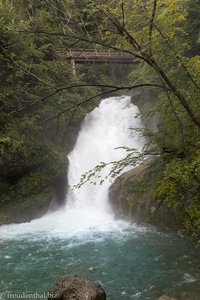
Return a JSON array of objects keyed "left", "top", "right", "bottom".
[
  {"left": 66, "top": 95, "right": 144, "bottom": 215},
  {"left": 0, "top": 96, "right": 145, "bottom": 239}
]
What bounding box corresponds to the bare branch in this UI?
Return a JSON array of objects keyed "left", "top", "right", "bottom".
[
  {"left": 41, "top": 88, "right": 119, "bottom": 125},
  {"left": 110, "top": 19, "right": 142, "bottom": 52},
  {"left": 149, "top": 0, "right": 157, "bottom": 56},
  {"left": 121, "top": 0, "right": 125, "bottom": 28},
  {"left": 40, "top": 83, "right": 169, "bottom": 125},
  {"left": 69, "top": 106, "right": 79, "bottom": 126},
  {"left": 10, "top": 83, "right": 168, "bottom": 114},
  {"left": 166, "top": 91, "right": 185, "bottom": 151}
]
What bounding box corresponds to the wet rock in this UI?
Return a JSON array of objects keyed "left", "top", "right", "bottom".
[
  {"left": 48, "top": 275, "right": 106, "bottom": 300},
  {"left": 109, "top": 156, "right": 181, "bottom": 231},
  {"left": 109, "top": 157, "right": 157, "bottom": 223}
]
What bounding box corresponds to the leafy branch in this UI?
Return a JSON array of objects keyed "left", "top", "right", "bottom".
[{"left": 75, "top": 145, "right": 161, "bottom": 189}]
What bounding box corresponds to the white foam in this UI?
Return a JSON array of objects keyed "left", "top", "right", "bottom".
[{"left": 183, "top": 273, "right": 196, "bottom": 283}]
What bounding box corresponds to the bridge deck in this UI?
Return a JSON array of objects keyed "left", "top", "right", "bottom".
[{"left": 55, "top": 48, "right": 137, "bottom": 64}]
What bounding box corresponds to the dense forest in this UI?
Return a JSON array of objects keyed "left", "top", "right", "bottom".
[{"left": 0, "top": 0, "right": 200, "bottom": 239}]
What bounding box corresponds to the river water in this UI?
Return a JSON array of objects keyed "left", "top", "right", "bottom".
[{"left": 0, "top": 96, "right": 199, "bottom": 299}]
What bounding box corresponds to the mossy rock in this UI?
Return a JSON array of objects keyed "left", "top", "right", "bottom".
[
  {"left": 0, "top": 190, "right": 51, "bottom": 225},
  {"left": 109, "top": 157, "right": 181, "bottom": 231}
]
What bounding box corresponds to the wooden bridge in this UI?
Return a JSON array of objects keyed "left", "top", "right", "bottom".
[{"left": 56, "top": 48, "right": 137, "bottom": 64}]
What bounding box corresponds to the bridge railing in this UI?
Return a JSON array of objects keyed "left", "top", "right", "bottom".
[{"left": 55, "top": 48, "right": 134, "bottom": 59}]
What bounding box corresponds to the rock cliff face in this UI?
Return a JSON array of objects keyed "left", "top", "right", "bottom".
[
  {"left": 109, "top": 157, "right": 157, "bottom": 224},
  {"left": 52, "top": 119, "right": 82, "bottom": 207},
  {"left": 109, "top": 157, "right": 179, "bottom": 231}
]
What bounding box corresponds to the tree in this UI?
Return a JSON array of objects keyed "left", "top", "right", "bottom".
[{"left": 20, "top": 0, "right": 200, "bottom": 128}]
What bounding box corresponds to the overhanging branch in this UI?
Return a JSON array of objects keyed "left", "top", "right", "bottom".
[
  {"left": 10, "top": 83, "right": 168, "bottom": 115},
  {"left": 39, "top": 83, "right": 169, "bottom": 125}
]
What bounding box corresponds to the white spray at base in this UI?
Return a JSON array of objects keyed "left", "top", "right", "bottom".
[{"left": 0, "top": 96, "right": 146, "bottom": 240}]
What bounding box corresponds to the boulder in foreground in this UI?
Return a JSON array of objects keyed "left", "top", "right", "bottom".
[{"left": 48, "top": 275, "right": 106, "bottom": 300}]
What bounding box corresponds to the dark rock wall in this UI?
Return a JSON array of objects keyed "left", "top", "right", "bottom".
[{"left": 0, "top": 119, "right": 82, "bottom": 225}]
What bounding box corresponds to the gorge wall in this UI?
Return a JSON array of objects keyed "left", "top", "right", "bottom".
[
  {"left": 0, "top": 119, "right": 82, "bottom": 225},
  {"left": 109, "top": 157, "right": 180, "bottom": 231}
]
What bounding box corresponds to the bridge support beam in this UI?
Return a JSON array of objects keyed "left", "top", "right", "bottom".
[{"left": 71, "top": 59, "right": 76, "bottom": 77}]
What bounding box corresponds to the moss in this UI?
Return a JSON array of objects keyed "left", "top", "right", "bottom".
[
  {"left": 17, "top": 190, "right": 51, "bottom": 209},
  {"left": 0, "top": 138, "right": 67, "bottom": 224},
  {"left": 0, "top": 190, "right": 51, "bottom": 225}
]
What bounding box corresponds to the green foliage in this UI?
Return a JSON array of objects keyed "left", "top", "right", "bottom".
[
  {"left": 154, "top": 152, "right": 200, "bottom": 237},
  {"left": 184, "top": 0, "right": 200, "bottom": 56},
  {"left": 75, "top": 148, "right": 145, "bottom": 189}
]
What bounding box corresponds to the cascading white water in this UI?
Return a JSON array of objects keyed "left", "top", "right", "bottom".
[
  {"left": 65, "top": 95, "right": 145, "bottom": 220},
  {"left": 0, "top": 96, "right": 145, "bottom": 239}
]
